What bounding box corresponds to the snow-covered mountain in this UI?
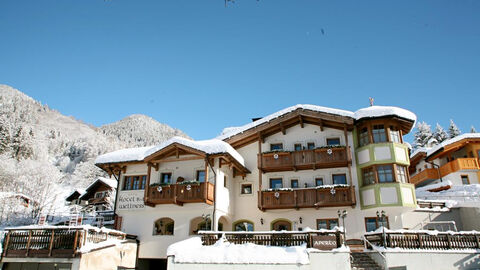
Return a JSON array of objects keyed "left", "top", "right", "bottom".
[
  {"left": 100, "top": 114, "right": 189, "bottom": 147},
  {"left": 0, "top": 84, "right": 189, "bottom": 224}
]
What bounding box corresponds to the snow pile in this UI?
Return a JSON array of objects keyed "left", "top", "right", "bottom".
[
  {"left": 365, "top": 227, "right": 479, "bottom": 236},
  {"left": 426, "top": 133, "right": 480, "bottom": 157},
  {"left": 410, "top": 146, "right": 429, "bottom": 158},
  {"left": 353, "top": 106, "right": 417, "bottom": 124},
  {"left": 416, "top": 184, "right": 480, "bottom": 206},
  {"left": 79, "top": 237, "right": 125, "bottom": 253},
  {"left": 167, "top": 236, "right": 310, "bottom": 264},
  {"left": 416, "top": 180, "right": 453, "bottom": 193}
]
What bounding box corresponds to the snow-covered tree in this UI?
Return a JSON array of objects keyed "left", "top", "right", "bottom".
[
  {"left": 448, "top": 119, "right": 462, "bottom": 138},
  {"left": 433, "top": 123, "right": 449, "bottom": 144},
  {"left": 0, "top": 120, "right": 10, "bottom": 154},
  {"left": 471, "top": 126, "right": 477, "bottom": 133},
  {"left": 414, "top": 121, "right": 433, "bottom": 149}
]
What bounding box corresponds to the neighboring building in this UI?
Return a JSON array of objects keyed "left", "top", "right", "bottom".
[
  {"left": 93, "top": 104, "right": 478, "bottom": 268},
  {"left": 409, "top": 133, "right": 480, "bottom": 188}
]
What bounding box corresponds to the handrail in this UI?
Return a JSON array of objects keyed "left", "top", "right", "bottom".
[{"left": 362, "top": 235, "right": 386, "bottom": 270}]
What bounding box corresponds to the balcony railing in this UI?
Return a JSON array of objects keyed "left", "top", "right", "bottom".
[
  {"left": 365, "top": 231, "right": 480, "bottom": 250},
  {"left": 258, "top": 147, "right": 351, "bottom": 172},
  {"left": 439, "top": 158, "right": 480, "bottom": 177},
  {"left": 1, "top": 226, "right": 126, "bottom": 258},
  {"left": 199, "top": 230, "right": 344, "bottom": 249},
  {"left": 258, "top": 185, "right": 356, "bottom": 210},
  {"left": 410, "top": 168, "right": 440, "bottom": 186},
  {"left": 146, "top": 182, "right": 214, "bottom": 206}
]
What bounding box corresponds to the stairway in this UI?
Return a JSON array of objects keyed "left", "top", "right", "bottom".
[{"left": 350, "top": 252, "right": 382, "bottom": 270}]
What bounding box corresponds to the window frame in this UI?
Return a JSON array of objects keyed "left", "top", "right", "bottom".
[
  {"left": 315, "top": 177, "right": 324, "bottom": 186},
  {"left": 270, "top": 143, "right": 284, "bottom": 151},
  {"left": 290, "top": 179, "right": 299, "bottom": 188},
  {"left": 196, "top": 170, "right": 206, "bottom": 182},
  {"left": 240, "top": 183, "right": 253, "bottom": 195},
  {"left": 153, "top": 217, "right": 175, "bottom": 236},
  {"left": 332, "top": 174, "right": 347, "bottom": 185},
  {"left": 316, "top": 218, "right": 339, "bottom": 230},
  {"left": 357, "top": 120, "right": 404, "bottom": 146},
  {"left": 396, "top": 165, "right": 407, "bottom": 183},
  {"left": 233, "top": 220, "right": 254, "bottom": 231},
  {"left": 372, "top": 124, "right": 387, "bottom": 143},
  {"left": 364, "top": 216, "right": 389, "bottom": 232},
  {"left": 326, "top": 138, "right": 341, "bottom": 146},
  {"left": 123, "top": 175, "right": 147, "bottom": 190},
  {"left": 160, "top": 172, "right": 172, "bottom": 185},
  {"left": 269, "top": 178, "right": 283, "bottom": 189},
  {"left": 294, "top": 143, "right": 302, "bottom": 151},
  {"left": 461, "top": 175, "right": 470, "bottom": 185},
  {"left": 307, "top": 142, "right": 316, "bottom": 150}
]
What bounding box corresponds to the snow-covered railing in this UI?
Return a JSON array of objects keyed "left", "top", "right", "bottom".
[
  {"left": 364, "top": 229, "right": 480, "bottom": 250},
  {"left": 1, "top": 225, "right": 126, "bottom": 258},
  {"left": 199, "top": 229, "right": 344, "bottom": 249}
]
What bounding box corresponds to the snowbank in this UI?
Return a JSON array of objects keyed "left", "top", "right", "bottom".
[
  {"left": 167, "top": 236, "right": 310, "bottom": 264},
  {"left": 416, "top": 184, "right": 480, "bottom": 207},
  {"left": 365, "top": 227, "right": 479, "bottom": 236}
]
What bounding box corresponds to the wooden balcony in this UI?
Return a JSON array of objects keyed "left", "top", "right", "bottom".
[
  {"left": 439, "top": 158, "right": 480, "bottom": 177},
  {"left": 258, "top": 185, "right": 356, "bottom": 210},
  {"left": 2, "top": 226, "right": 126, "bottom": 258},
  {"left": 258, "top": 147, "right": 351, "bottom": 173},
  {"left": 410, "top": 168, "right": 440, "bottom": 186},
  {"left": 146, "top": 182, "right": 214, "bottom": 206}
]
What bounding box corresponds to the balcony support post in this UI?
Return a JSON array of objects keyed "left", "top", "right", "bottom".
[
  {"left": 344, "top": 125, "right": 354, "bottom": 186},
  {"left": 145, "top": 163, "right": 152, "bottom": 204}
]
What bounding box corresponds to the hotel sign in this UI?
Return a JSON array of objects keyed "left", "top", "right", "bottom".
[
  {"left": 117, "top": 191, "right": 145, "bottom": 210},
  {"left": 311, "top": 235, "right": 337, "bottom": 250}
]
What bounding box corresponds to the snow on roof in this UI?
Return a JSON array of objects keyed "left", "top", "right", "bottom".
[
  {"left": 217, "top": 104, "right": 355, "bottom": 140},
  {"left": 84, "top": 177, "right": 117, "bottom": 191},
  {"left": 95, "top": 137, "right": 245, "bottom": 167},
  {"left": 145, "top": 136, "right": 245, "bottom": 166},
  {"left": 0, "top": 192, "right": 33, "bottom": 201},
  {"left": 95, "top": 146, "right": 154, "bottom": 164},
  {"left": 66, "top": 189, "right": 86, "bottom": 200},
  {"left": 167, "top": 236, "right": 309, "bottom": 264},
  {"left": 410, "top": 147, "right": 429, "bottom": 158},
  {"left": 353, "top": 105, "right": 417, "bottom": 124},
  {"left": 426, "top": 133, "right": 480, "bottom": 158}
]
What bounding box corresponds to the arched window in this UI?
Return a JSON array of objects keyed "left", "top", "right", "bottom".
[
  {"left": 271, "top": 219, "right": 292, "bottom": 231},
  {"left": 233, "top": 220, "right": 254, "bottom": 231},
  {"left": 153, "top": 217, "right": 174, "bottom": 235}
]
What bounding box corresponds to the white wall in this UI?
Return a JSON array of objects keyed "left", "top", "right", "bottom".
[{"left": 370, "top": 251, "right": 480, "bottom": 270}]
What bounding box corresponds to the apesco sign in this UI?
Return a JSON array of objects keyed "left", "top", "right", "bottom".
[
  {"left": 117, "top": 191, "right": 145, "bottom": 210},
  {"left": 311, "top": 235, "right": 337, "bottom": 250}
]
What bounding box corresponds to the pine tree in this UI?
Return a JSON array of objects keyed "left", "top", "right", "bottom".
[
  {"left": 471, "top": 126, "right": 477, "bottom": 133},
  {"left": 433, "top": 123, "right": 449, "bottom": 144},
  {"left": 413, "top": 121, "right": 433, "bottom": 149},
  {"left": 0, "top": 120, "right": 10, "bottom": 154},
  {"left": 448, "top": 119, "right": 462, "bottom": 138}
]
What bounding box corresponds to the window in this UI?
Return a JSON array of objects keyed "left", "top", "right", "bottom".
[
  {"left": 317, "top": 219, "right": 339, "bottom": 230},
  {"left": 365, "top": 217, "right": 389, "bottom": 232},
  {"left": 270, "top": 178, "right": 283, "bottom": 189},
  {"left": 160, "top": 173, "right": 172, "bottom": 185},
  {"left": 389, "top": 126, "right": 401, "bottom": 143},
  {"left": 372, "top": 125, "right": 387, "bottom": 143},
  {"left": 315, "top": 177, "right": 324, "bottom": 186},
  {"left": 461, "top": 175, "right": 470, "bottom": 185},
  {"left": 95, "top": 192, "right": 105, "bottom": 199},
  {"left": 233, "top": 220, "right": 254, "bottom": 231},
  {"left": 224, "top": 175, "right": 227, "bottom": 188},
  {"left": 153, "top": 218, "right": 174, "bottom": 235},
  {"left": 241, "top": 183, "right": 252, "bottom": 194},
  {"left": 362, "top": 167, "right": 376, "bottom": 185},
  {"left": 272, "top": 219, "right": 292, "bottom": 231},
  {"left": 123, "top": 175, "right": 147, "bottom": 190},
  {"left": 377, "top": 165, "right": 394, "bottom": 183},
  {"left": 359, "top": 127, "right": 369, "bottom": 146},
  {"left": 396, "top": 166, "right": 407, "bottom": 183},
  {"left": 307, "top": 142, "right": 315, "bottom": 150},
  {"left": 333, "top": 174, "right": 347, "bottom": 185},
  {"left": 326, "top": 138, "right": 341, "bottom": 146},
  {"left": 294, "top": 143, "right": 302, "bottom": 151},
  {"left": 196, "top": 170, "right": 206, "bottom": 182},
  {"left": 270, "top": 143, "right": 283, "bottom": 151},
  {"left": 291, "top": 179, "right": 299, "bottom": 188}
]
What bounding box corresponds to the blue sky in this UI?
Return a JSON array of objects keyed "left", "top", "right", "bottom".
[{"left": 1, "top": 0, "right": 479, "bottom": 141}]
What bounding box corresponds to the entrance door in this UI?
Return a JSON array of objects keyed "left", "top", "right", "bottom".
[{"left": 272, "top": 220, "right": 292, "bottom": 231}]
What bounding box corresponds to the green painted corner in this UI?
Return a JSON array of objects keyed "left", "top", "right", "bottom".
[
  {"left": 355, "top": 142, "right": 410, "bottom": 169},
  {"left": 358, "top": 183, "right": 417, "bottom": 210}
]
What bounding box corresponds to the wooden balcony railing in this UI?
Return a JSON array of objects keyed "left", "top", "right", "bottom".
[
  {"left": 146, "top": 182, "right": 214, "bottom": 206},
  {"left": 1, "top": 226, "right": 126, "bottom": 258},
  {"left": 199, "top": 230, "right": 344, "bottom": 249},
  {"left": 439, "top": 158, "right": 480, "bottom": 177},
  {"left": 258, "top": 147, "right": 351, "bottom": 172},
  {"left": 410, "top": 168, "right": 440, "bottom": 186},
  {"left": 365, "top": 231, "right": 480, "bottom": 250},
  {"left": 258, "top": 185, "right": 356, "bottom": 210}
]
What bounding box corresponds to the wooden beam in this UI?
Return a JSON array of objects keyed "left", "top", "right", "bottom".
[
  {"left": 150, "top": 156, "right": 204, "bottom": 163},
  {"left": 144, "top": 163, "right": 152, "bottom": 205},
  {"left": 299, "top": 115, "right": 304, "bottom": 128},
  {"left": 319, "top": 119, "right": 324, "bottom": 131},
  {"left": 280, "top": 122, "right": 286, "bottom": 135},
  {"left": 176, "top": 148, "right": 179, "bottom": 158},
  {"left": 344, "top": 124, "right": 354, "bottom": 186}
]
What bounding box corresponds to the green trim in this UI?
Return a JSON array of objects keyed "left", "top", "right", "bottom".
[
  {"left": 270, "top": 218, "right": 293, "bottom": 230},
  {"left": 232, "top": 219, "right": 255, "bottom": 231},
  {"left": 359, "top": 183, "right": 416, "bottom": 209},
  {"left": 355, "top": 142, "right": 410, "bottom": 168}
]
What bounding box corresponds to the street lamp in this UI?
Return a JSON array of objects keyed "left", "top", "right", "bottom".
[
  {"left": 337, "top": 210, "right": 347, "bottom": 245},
  {"left": 376, "top": 210, "right": 387, "bottom": 247}
]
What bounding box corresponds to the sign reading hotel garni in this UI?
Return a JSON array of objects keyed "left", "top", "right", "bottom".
[
  {"left": 117, "top": 191, "right": 145, "bottom": 210},
  {"left": 311, "top": 235, "right": 337, "bottom": 250}
]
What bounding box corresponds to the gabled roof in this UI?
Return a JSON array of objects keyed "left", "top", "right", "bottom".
[
  {"left": 79, "top": 177, "right": 117, "bottom": 200},
  {"left": 65, "top": 189, "right": 86, "bottom": 201},
  {"left": 94, "top": 146, "right": 153, "bottom": 165},
  {"left": 426, "top": 133, "right": 480, "bottom": 160}
]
